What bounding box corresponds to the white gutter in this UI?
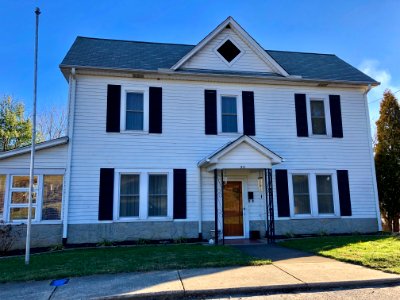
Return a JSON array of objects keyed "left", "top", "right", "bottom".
[
  {"left": 364, "top": 84, "right": 382, "bottom": 231},
  {"left": 62, "top": 68, "right": 77, "bottom": 242}
]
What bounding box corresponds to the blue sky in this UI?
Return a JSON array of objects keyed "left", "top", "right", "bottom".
[{"left": 0, "top": 0, "right": 399, "bottom": 132}]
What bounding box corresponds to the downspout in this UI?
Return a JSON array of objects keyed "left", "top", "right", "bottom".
[
  {"left": 364, "top": 84, "right": 382, "bottom": 231},
  {"left": 62, "top": 68, "right": 77, "bottom": 243},
  {"left": 198, "top": 167, "right": 203, "bottom": 240}
]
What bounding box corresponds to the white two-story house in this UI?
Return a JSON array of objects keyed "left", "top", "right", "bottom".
[{"left": 0, "top": 17, "right": 381, "bottom": 248}]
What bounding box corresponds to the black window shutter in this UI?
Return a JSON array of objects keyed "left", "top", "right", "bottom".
[
  {"left": 242, "top": 91, "right": 256, "bottom": 136},
  {"left": 106, "top": 85, "right": 121, "bottom": 132},
  {"left": 98, "top": 168, "right": 114, "bottom": 221},
  {"left": 149, "top": 87, "right": 162, "bottom": 133},
  {"left": 173, "top": 169, "right": 187, "bottom": 219},
  {"left": 205, "top": 90, "right": 217, "bottom": 135},
  {"left": 337, "top": 170, "right": 352, "bottom": 216},
  {"left": 329, "top": 95, "right": 343, "bottom": 138},
  {"left": 276, "top": 169, "right": 290, "bottom": 217},
  {"left": 294, "top": 93, "right": 308, "bottom": 137}
]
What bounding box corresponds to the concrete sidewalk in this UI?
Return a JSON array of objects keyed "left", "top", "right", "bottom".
[{"left": 1, "top": 246, "right": 400, "bottom": 300}]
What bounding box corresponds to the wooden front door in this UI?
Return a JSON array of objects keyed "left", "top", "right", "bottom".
[{"left": 223, "top": 181, "right": 244, "bottom": 237}]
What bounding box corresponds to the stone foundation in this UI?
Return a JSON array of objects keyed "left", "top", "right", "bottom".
[
  {"left": 3, "top": 224, "right": 62, "bottom": 250},
  {"left": 275, "top": 218, "right": 379, "bottom": 236},
  {"left": 67, "top": 221, "right": 199, "bottom": 244}
]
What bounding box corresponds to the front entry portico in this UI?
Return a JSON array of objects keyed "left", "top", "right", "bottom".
[{"left": 198, "top": 135, "right": 283, "bottom": 244}]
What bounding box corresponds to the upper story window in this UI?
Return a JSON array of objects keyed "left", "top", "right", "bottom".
[
  {"left": 121, "top": 88, "right": 149, "bottom": 132},
  {"left": 126, "top": 92, "right": 144, "bottom": 130},
  {"left": 310, "top": 100, "right": 327, "bottom": 135},
  {"left": 217, "top": 39, "right": 241, "bottom": 63},
  {"left": 306, "top": 96, "right": 332, "bottom": 137},
  {"left": 221, "top": 96, "right": 238, "bottom": 133}
]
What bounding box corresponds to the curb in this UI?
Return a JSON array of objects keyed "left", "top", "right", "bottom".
[{"left": 97, "top": 277, "right": 400, "bottom": 300}]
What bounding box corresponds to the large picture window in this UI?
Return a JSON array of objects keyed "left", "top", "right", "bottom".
[
  {"left": 42, "top": 175, "right": 63, "bottom": 220},
  {"left": 0, "top": 174, "right": 64, "bottom": 223}
]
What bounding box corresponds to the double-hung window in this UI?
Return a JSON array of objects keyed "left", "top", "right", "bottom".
[
  {"left": 221, "top": 96, "right": 238, "bottom": 133},
  {"left": 116, "top": 170, "right": 171, "bottom": 220},
  {"left": 310, "top": 100, "right": 327, "bottom": 135},
  {"left": 126, "top": 92, "right": 144, "bottom": 131},
  {"left": 148, "top": 174, "right": 168, "bottom": 217},
  {"left": 316, "top": 175, "right": 334, "bottom": 214},
  {"left": 292, "top": 175, "right": 311, "bottom": 215},
  {"left": 290, "top": 171, "right": 338, "bottom": 218},
  {"left": 119, "top": 174, "right": 140, "bottom": 218},
  {"left": 9, "top": 175, "right": 38, "bottom": 221}
]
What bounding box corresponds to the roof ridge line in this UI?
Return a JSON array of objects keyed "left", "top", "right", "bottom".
[{"left": 76, "top": 36, "right": 196, "bottom": 47}]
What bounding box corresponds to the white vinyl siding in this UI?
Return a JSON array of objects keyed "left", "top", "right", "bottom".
[{"left": 66, "top": 75, "right": 377, "bottom": 224}]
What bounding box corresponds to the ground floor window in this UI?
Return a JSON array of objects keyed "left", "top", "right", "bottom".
[
  {"left": 115, "top": 170, "right": 172, "bottom": 220},
  {"left": 289, "top": 171, "right": 338, "bottom": 218},
  {"left": 0, "top": 174, "right": 64, "bottom": 223}
]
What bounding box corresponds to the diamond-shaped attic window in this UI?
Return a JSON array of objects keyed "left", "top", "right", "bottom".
[{"left": 217, "top": 40, "right": 241, "bottom": 63}]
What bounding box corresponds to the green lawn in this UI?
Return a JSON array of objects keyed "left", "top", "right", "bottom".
[
  {"left": 280, "top": 235, "right": 400, "bottom": 274},
  {"left": 0, "top": 244, "right": 270, "bottom": 283}
]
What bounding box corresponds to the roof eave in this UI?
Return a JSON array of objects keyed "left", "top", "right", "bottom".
[
  {"left": 60, "top": 65, "right": 379, "bottom": 87},
  {"left": 0, "top": 136, "right": 69, "bottom": 160}
]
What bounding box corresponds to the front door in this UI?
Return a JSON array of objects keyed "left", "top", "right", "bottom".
[{"left": 223, "top": 181, "right": 244, "bottom": 237}]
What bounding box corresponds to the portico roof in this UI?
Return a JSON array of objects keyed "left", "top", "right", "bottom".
[{"left": 198, "top": 135, "right": 282, "bottom": 171}]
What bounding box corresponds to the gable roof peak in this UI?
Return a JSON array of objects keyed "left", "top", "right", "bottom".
[{"left": 170, "top": 17, "right": 289, "bottom": 76}]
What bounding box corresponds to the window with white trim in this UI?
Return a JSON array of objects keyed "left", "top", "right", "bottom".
[
  {"left": 119, "top": 174, "right": 140, "bottom": 217},
  {"left": 221, "top": 96, "right": 238, "bottom": 133},
  {"left": 289, "top": 171, "right": 338, "bottom": 218},
  {"left": 9, "top": 175, "right": 38, "bottom": 221},
  {"left": 316, "top": 175, "right": 334, "bottom": 214},
  {"left": 0, "top": 175, "right": 6, "bottom": 220},
  {"left": 0, "top": 174, "right": 64, "bottom": 223},
  {"left": 115, "top": 170, "right": 172, "bottom": 220},
  {"left": 292, "top": 174, "right": 311, "bottom": 215},
  {"left": 218, "top": 92, "right": 243, "bottom": 134},
  {"left": 121, "top": 88, "right": 149, "bottom": 132},
  {"left": 148, "top": 174, "right": 168, "bottom": 217},
  {"left": 42, "top": 175, "right": 63, "bottom": 220},
  {"left": 307, "top": 96, "right": 331, "bottom": 136}
]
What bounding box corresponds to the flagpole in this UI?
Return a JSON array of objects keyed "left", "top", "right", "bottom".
[{"left": 25, "top": 7, "right": 40, "bottom": 265}]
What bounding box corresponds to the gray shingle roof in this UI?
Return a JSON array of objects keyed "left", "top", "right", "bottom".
[{"left": 60, "top": 37, "right": 377, "bottom": 84}]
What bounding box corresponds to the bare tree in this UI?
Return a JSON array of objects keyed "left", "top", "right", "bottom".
[{"left": 37, "top": 106, "right": 67, "bottom": 141}]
